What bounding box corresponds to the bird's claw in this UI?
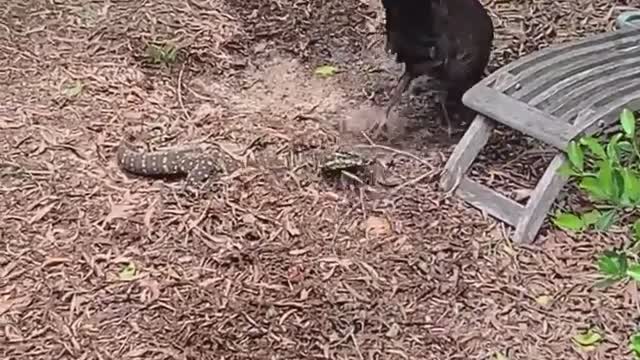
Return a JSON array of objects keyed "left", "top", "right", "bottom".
[{"left": 370, "top": 118, "right": 389, "bottom": 138}]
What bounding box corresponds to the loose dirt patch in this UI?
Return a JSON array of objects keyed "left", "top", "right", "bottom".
[{"left": 2, "top": 0, "right": 640, "bottom": 359}]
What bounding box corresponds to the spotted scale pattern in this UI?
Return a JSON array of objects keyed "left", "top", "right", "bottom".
[{"left": 116, "top": 142, "right": 221, "bottom": 187}]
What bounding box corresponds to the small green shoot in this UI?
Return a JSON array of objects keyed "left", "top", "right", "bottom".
[
  {"left": 314, "top": 65, "right": 337, "bottom": 78},
  {"left": 572, "top": 329, "right": 603, "bottom": 351},
  {"left": 119, "top": 262, "right": 137, "bottom": 280},
  {"left": 146, "top": 43, "right": 178, "bottom": 65}
]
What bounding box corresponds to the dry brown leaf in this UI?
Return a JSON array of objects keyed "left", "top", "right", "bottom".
[
  {"left": 536, "top": 295, "right": 553, "bottom": 306},
  {"left": 241, "top": 213, "right": 257, "bottom": 224},
  {"left": 385, "top": 323, "right": 400, "bottom": 338},
  {"left": 104, "top": 202, "right": 136, "bottom": 223},
  {"left": 139, "top": 279, "right": 161, "bottom": 303},
  {"left": 284, "top": 216, "right": 301, "bottom": 236},
  {"left": 364, "top": 215, "right": 392, "bottom": 237},
  {"left": 28, "top": 201, "right": 57, "bottom": 224},
  {"left": 42, "top": 257, "right": 71, "bottom": 267},
  {"left": 0, "top": 295, "right": 33, "bottom": 316},
  {"left": 103, "top": 194, "right": 138, "bottom": 224}
]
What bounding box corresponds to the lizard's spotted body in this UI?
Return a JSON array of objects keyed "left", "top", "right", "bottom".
[{"left": 116, "top": 142, "right": 222, "bottom": 189}]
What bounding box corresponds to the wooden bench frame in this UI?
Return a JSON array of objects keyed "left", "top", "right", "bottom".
[{"left": 439, "top": 25, "right": 640, "bottom": 244}]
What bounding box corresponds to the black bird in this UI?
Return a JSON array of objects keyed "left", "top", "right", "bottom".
[{"left": 375, "top": 0, "right": 494, "bottom": 136}]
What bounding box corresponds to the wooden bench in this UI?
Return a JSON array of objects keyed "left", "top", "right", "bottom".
[{"left": 439, "top": 24, "right": 640, "bottom": 244}]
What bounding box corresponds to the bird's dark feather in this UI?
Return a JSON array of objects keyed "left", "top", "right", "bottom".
[{"left": 381, "top": 0, "right": 494, "bottom": 121}]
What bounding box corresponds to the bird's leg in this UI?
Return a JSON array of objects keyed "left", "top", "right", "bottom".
[
  {"left": 371, "top": 71, "right": 412, "bottom": 137},
  {"left": 440, "top": 99, "right": 454, "bottom": 139},
  {"left": 435, "top": 91, "right": 454, "bottom": 138},
  {"left": 385, "top": 70, "right": 412, "bottom": 118}
]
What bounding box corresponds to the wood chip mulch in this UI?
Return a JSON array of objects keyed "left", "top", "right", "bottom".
[{"left": 2, "top": 0, "right": 640, "bottom": 359}]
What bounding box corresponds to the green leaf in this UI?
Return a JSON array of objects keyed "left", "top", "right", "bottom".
[
  {"left": 596, "top": 160, "right": 616, "bottom": 199},
  {"left": 553, "top": 212, "right": 584, "bottom": 232},
  {"left": 613, "top": 168, "right": 626, "bottom": 202},
  {"left": 627, "top": 263, "right": 640, "bottom": 282},
  {"left": 606, "top": 133, "right": 623, "bottom": 163},
  {"left": 572, "top": 329, "right": 603, "bottom": 349},
  {"left": 594, "top": 210, "right": 616, "bottom": 231},
  {"left": 629, "top": 332, "right": 640, "bottom": 356},
  {"left": 633, "top": 219, "right": 640, "bottom": 243},
  {"left": 597, "top": 250, "right": 628, "bottom": 279},
  {"left": 621, "top": 108, "right": 636, "bottom": 139},
  {"left": 119, "top": 262, "right": 137, "bottom": 280},
  {"left": 618, "top": 141, "right": 634, "bottom": 155},
  {"left": 62, "top": 81, "right": 84, "bottom": 97},
  {"left": 580, "top": 136, "right": 607, "bottom": 159},
  {"left": 579, "top": 177, "right": 610, "bottom": 201},
  {"left": 494, "top": 352, "right": 509, "bottom": 360},
  {"left": 558, "top": 161, "right": 578, "bottom": 177},
  {"left": 622, "top": 169, "right": 640, "bottom": 204},
  {"left": 314, "top": 65, "right": 338, "bottom": 78},
  {"left": 566, "top": 141, "right": 584, "bottom": 172},
  {"left": 582, "top": 209, "right": 601, "bottom": 226}
]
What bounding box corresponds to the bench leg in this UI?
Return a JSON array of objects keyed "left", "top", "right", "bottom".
[
  {"left": 513, "top": 153, "right": 569, "bottom": 243},
  {"left": 440, "top": 114, "right": 495, "bottom": 192}
]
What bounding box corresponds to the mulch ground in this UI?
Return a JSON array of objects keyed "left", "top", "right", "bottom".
[{"left": 2, "top": 0, "right": 640, "bottom": 359}]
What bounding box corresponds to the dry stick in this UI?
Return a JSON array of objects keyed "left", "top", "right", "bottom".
[
  {"left": 350, "top": 331, "right": 364, "bottom": 360},
  {"left": 188, "top": 198, "right": 214, "bottom": 232},
  {"left": 177, "top": 64, "right": 192, "bottom": 123},
  {"left": 390, "top": 170, "right": 437, "bottom": 195},
  {"left": 357, "top": 131, "right": 434, "bottom": 169},
  {"left": 358, "top": 131, "right": 439, "bottom": 194},
  {"left": 331, "top": 204, "right": 357, "bottom": 250}
]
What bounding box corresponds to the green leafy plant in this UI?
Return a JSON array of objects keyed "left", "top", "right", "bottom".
[
  {"left": 553, "top": 108, "right": 640, "bottom": 357},
  {"left": 555, "top": 108, "right": 640, "bottom": 233}
]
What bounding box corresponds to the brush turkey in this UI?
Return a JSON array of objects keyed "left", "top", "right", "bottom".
[{"left": 376, "top": 0, "right": 494, "bottom": 135}]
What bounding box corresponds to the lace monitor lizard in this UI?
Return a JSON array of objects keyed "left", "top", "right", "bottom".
[
  {"left": 116, "top": 139, "right": 376, "bottom": 189},
  {"left": 116, "top": 140, "right": 225, "bottom": 190}
]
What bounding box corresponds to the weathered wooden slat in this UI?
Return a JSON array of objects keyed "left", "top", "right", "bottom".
[
  {"left": 507, "top": 37, "right": 640, "bottom": 97},
  {"left": 549, "top": 66, "right": 640, "bottom": 119},
  {"left": 478, "top": 28, "right": 640, "bottom": 91},
  {"left": 463, "top": 84, "right": 573, "bottom": 149},
  {"left": 571, "top": 90, "right": 640, "bottom": 139},
  {"left": 440, "top": 115, "right": 494, "bottom": 192},
  {"left": 500, "top": 27, "right": 640, "bottom": 80},
  {"left": 513, "top": 154, "right": 569, "bottom": 243},
  {"left": 529, "top": 56, "right": 640, "bottom": 110},
  {"left": 455, "top": 176, "right": 524, "bottom": 226}
]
